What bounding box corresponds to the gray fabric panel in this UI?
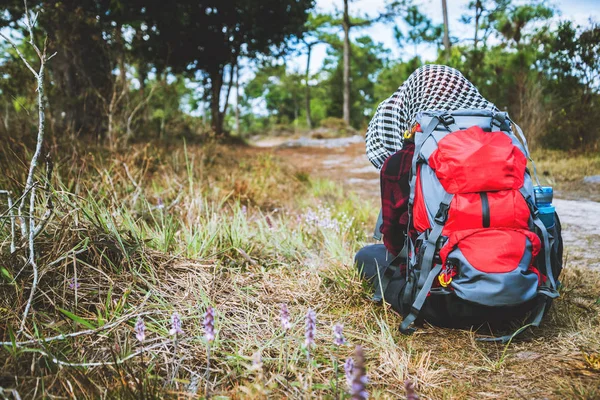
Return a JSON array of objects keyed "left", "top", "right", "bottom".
[
  {"left": 419, "top": 165, "right": 448, "bottom": 228},
  {"left": 447, "top": 236, "right": 539, "bottom": 307},
  {"left": 506, "top": 131, "right": 529, "bottom": 158},
  {"left": 521, "top": 173, "right": 535, "bottom": 202},
  {"left": 420, "top": 137, "right": 438, "bottom": 160}
]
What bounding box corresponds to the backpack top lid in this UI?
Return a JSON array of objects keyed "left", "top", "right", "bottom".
[
  {"left": 415, "top": 109, "right": 512, "bottom": 132},
  {"left": 413, "top": 109, "right": 530, "bottom": 162}
]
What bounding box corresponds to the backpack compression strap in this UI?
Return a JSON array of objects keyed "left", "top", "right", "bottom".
[
  {"left": 401, "top": 113, "right": 457, "bottom": 335},
  {"left": 402, "top": 113, "right": 444, "bottom": 318},
  {"left": 519, "top": 188, "right": 559, "bottom": 292},
  {"left": 477, "top": 297, "right": 548, "bottom": 343},
  {"left": 400, "top": 193, "right": 453, "bottom": 334}
]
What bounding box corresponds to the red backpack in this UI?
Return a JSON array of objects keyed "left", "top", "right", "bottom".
[{"left": 383, "top": 110, "right": 562, "bottom": 342}]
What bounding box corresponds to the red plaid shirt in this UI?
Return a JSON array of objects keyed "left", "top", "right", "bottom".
[{"left": 379, "top": 142, "right": 415, "bottom": 256}]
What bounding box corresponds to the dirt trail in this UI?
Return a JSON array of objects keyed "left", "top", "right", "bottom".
[{"left": 256, "top": 136, "right": 600, "bottom": 271}]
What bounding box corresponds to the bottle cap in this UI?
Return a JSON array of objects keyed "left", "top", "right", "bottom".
[{"left": 534, "top": 186, "right": 553, "bottom": 205}]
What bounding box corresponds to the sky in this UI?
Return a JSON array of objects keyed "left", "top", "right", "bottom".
[{"left": 288, "top": 0, "right": 600, "bottom": 75}]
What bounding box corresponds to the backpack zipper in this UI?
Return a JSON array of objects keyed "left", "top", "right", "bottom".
[{"left": 480, "top": 192, "right": 490, "bottom": 228}]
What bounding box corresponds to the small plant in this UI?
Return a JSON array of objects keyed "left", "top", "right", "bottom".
[
  {"left": 203, "top": 306, "right": 215, "bottom": 398},
  {"left": 304, "top": 308, "right": 317, "bottom": 395},
  {"left": 404, "top": 379, "right": 419, "bottom": 400},
  {"left": 135, "top": 317, "right": 146, "bottom": 343},
  {"left": 134, "top": 317, "right": 147, "bottom": 394},
  {"left": 305, "top": 308, "right": 316, "bottom": 363},
  {"left": 280, "top": 303, "right": 292, "bottom": 331},
  {"left": 252, "top": 350, "right": 264, "bottom": 387},
  {"left": 332, "top": 323, "right": 346, "bottom": 399},
  {"left": 169, "top": 312, "right": 184, "bottom": 387},
  {"left": 170, "top": 312, "right": 184, "bottom": 337},
  {"left": 344, "top": 357, "right": 354, "bottom": 389},
  {"left": 333, "top": 323, "right": 345, "bottom": 346},
  {"left": 350, "top": 346, "right": 368, "bottom": 400},
  {"left": 280, "top": 303, "right": 291, "bottom": 371}
]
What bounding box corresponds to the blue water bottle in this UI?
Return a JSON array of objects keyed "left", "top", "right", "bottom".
[{"left": 534, "top": 186, "right": 555, "bottom": 228}]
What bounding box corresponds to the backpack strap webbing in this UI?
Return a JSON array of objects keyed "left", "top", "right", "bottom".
[
  {"left": 401, "top": 112, "right": 457, "bottom": 335},
  {"left": 400, "top": 193, "right": 453, "bottom": 335},
  {"left": 509, "top": 117, "right": 543, "bottom": 188},
  {"left": 519, "top": 187, "right": 559, "bottom": 291},
  {"left": 400, "top": 264, "right": 443, "bottom": 335},
  {"left": 477, "top": 298, "right": 548, "bottom": 344}
]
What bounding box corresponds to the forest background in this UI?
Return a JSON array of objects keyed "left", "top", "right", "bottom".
[{"left": 1, "top": 0, "right": 599, "bottom": 151}]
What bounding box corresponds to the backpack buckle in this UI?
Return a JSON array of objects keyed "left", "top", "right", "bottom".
[
  {"left": 492, "top": 113, "right": 507, "bottom": 128},
  {"left": 434, "top": 203, "right": 450, "bottom": 225},
  {"left": 439, "top": 114, "right": 455, "bottom": 127}
]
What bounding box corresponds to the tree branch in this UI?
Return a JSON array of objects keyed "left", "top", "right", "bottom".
[
  {"left": 2, "top": 0, "right": 55, "bottom": 335},
  {"left": 0, "top": 32, "right": 39, "bottom": 78},
  {"left": 126, "top": 83, "right": 156, "bottom": 139},
  {"left": 0, "top": 190, "right": 16, "bottom": 253},
  {"left": 33, "top": 154, "right": 54, "bottom": 237},
  {"left": 221, "top": 55, "right": 238, "bottom": 119}
]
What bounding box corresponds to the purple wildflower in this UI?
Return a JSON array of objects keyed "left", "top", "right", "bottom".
[
  {"left": 333, "top": 323, "right": 346, "bottom": 346},
  {"left": 305, "top": 308, "right": 316, "bottom": 348},
  {"left": 203, "top": 306, "right": 215, "bottom": 343},
  {"left": 169, "top": 312, "right": 183, "bottom": 336},
  {"left": 135, "top": 317, "right": 146, "bottom": 343},
  {"left": 280, "top": 303, "right": 291, "bottom": 331},
  {"left": 241, "top": 205, "right": 247, "bottom": 215},
  {"left": 68, "top": 277, "right": 80, "bottom": 290},
  {"left": 344, "top": 357, "right": 354, "bottom": 389},
  {"left": 404, "top": 380, "right": 419, "bottom": 400},
  {"left": 350, "top": 346, "right": 368, "bottom": 400}
]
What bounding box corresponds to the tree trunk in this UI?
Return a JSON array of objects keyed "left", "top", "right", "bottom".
[
  {"left": 209, "top": 67, "right": 224, "bottom": 135},
  {"left": 219, "top": 62, "right": 236, "bottom": 135},
  {"left": 442, "top": 0, "right": 451, "bottom": 62},
  {"left": 305, "top": 43, "right": 313, "bottom": 130},
  {"left": 474, "top": 0, "right": 481, "bottom": 49},
  {"left": 342, "top": 0, "right": 351, "bottom": 126},
  {"left": 235, "top": 64, "right": 240, "bottom": 136},
  {"left": 293, "top": 90, "right": 298, "bottom": 134}
]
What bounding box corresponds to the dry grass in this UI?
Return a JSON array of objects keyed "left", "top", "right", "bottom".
[
  {"left": 0, "top": 138, "right": 599, "bottom": 399},
  {"left": 532, "top": 149, "right": 600, "bottom": 201}
]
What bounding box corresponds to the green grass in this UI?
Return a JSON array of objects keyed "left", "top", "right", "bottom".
[{"left": 0, "top": 140, "right": 598, "bottom": 399}]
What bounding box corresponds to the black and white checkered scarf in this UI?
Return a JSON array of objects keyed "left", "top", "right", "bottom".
[{"left": 365, "top": 64, "right": 498, "bottom": 169}]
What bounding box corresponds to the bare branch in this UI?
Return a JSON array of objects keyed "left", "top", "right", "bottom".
[
  {"left": 122, "top": 162, "right": 143, "bottom": 206},
  {"left": 5, "top": 0, "right": 55, "bottom": 335},
  {"left": 126, "top": 84, "right": 156, "bottom": 138},
  {"left": 1, "top": 310, "right": 157, "bottom": 347},
  {"left": 0, "top": 190, "right": 16, "bottom": 253},
  {"left": 33, "top": 154, "right": 54, "bottom": 237},
  {"left": 18, "top": 185, "right": 38, "bottom": 333},
  {"left": 27, "top": 338, "right": 184, "bottom": 367},
  {"left": 0, "top": 32, "right": 39, "bottom": 78},
  {"left": 235, "top": 248, "right": 258, "bottom": 266}
]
